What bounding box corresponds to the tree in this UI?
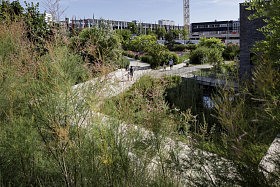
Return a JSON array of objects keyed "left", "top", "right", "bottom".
[
  {"left": 128, "top": 22, "right": 138, "bottom": 35},
  {"left": 198, "top": 37, "right": 225, "bottom": 51},
  {"left": 116, "top": 29, "right": 131, "bottom": 42},
  {"left": 0, "top": 0, "right": 23, "bottom": 21},
  {"left": 24, "top": 1, "right": 51, "bottom": 54},
  {"left": 190, "top": 38, "right": 224, "bottom": 66},
  {"left": 165, "top": 29, "right": 180, "bottom": 43},
  {"left": 128, "top": 34, "right": 157, "bottom": 52},
  {"left": 42, "top": 0, "right": 67, "bottom": 22},
  {"left": 0, "top": 1, "right": 51, "bottom": 54},
  {"left": 249, "top": 0, "right": 280, "bottom": 67},
  {"left": 180, "top": 28, "right": 189, "bottom": 42},
  {"left": 248, "top": 0, "right": 280, "bottom": 134},
  {"left": 156, "top": 27, "right": 166, "bottom": 40}
]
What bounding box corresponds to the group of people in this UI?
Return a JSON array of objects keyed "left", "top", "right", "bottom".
[{"left": 126, "top": 58, "right": 175, "bottom": 81}]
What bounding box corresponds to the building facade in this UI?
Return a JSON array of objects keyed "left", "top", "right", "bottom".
[
  {"left": 65, "top": 18, "right": 184, "bottom": 33},
  {"left": 239, "top": 3, "right": 265, "bottom": 78},
  {"left": 158, "top": 20, "right": 175, "bottom": 26},
  {"left": 190, "top": 20, "right": 240, "bottom": 44}
]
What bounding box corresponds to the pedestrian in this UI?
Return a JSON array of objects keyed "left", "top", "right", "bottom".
[
  {"left": 184, "top": 60, "right": 189, "bottom": 67},
  {"left": 129, "top": 66, "right": 134, "bottom": 81},
  {"left": 163, "top": 62, "right": 167, "bottom": 71},
  {"left": 169, "top": 59, "right": 174, "bottom": 70}
]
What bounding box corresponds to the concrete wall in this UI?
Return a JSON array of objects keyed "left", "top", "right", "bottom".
[{"left": 239, "top": 3, "right": 265, "bottom": 79}]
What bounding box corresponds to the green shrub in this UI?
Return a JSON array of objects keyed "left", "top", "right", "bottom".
[
  {"left": 118, "top": 56, "right": 130, "bottom": 69},
  {"left": 186, "top": 44, "right": 197, "bottom": 51},
  {"left": 179, "top": 53, "right": 190, "bottom": 64},
  {"left": 223, "top": 43, "right": 240, "bottom": 60},
  {"left": 190, "top": 46, "right": 223, "bottom": 66},
  {"left": 70, "top": 27, "right": 122, "bottom": 67},
  {"left": 198, "top": 37, "right": 225, "bottom": 51},
  {"left": 123, "top": 50, "right": 136, "bottom": 58},
  {"left": 189, "top": 46, "right": 209, "bottom": 64},
  {"left": 140, "top": 55, "right": 153, "bottom": 64},
  {"left": 170, "top": 52, "right": 180, "bottom": 65},
  {"left": 167, "top": 44, "right": 188, "bottom": 52},
  {"left": 207, "top": 47, "right": 224, "bottom": 67}
]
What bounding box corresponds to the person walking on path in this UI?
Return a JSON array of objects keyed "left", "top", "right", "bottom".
[
  {"left": 163, "top": 62, "right": 167, "bottom": 71},
  {"left": 169, "top": 59, "right": 174, "bottom": 70},
  {"left": 129, "top": 66, "right": 134, "bottom": 81}
]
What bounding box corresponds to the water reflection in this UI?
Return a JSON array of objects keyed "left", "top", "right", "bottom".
[
  {"left": 203, "top": 96, "right": 214, "bottom": 109},
  {"left": 165, "top": 78, "right": 217, "bottom": 125}
]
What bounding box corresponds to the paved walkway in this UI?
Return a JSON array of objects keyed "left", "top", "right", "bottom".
[{"left": 72, "top": 58, "right": 279, "bottom": 185}]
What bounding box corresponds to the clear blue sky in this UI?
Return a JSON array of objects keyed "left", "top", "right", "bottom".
[{"left": 20, "top": 0, "right": 244, "bottom": 25}]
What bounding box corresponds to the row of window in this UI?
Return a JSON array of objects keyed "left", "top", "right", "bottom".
[
  {"left": 192, "top": 31, "right": 240, "bottom": 35},
  {"left": 192, "top": 23, "right": 240, "bottom": 29}
]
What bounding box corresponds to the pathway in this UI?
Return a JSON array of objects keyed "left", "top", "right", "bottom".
[{"left": 72, "top": 58, "right": 278, "bottom": 185}]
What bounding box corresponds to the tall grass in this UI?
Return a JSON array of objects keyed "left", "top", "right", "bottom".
[
  {"left": 0, "top": 22, "right": 188, "bottom": 187},
  {"left": 1, "top": 20, "right": 279, "bottom": 186}
]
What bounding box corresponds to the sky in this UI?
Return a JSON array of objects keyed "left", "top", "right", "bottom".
[{"left": 20, "top": 0, "right": 245, "bottom": 25}]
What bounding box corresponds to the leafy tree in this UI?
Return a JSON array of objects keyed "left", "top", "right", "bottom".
[
  {"left": 116, "top": 29, "right": 132, "bottom": 50},
  {"left": 198, "top": 37, "right": 225, "bottom": 51},
  {"left": 249, "top": 0, "right": 280, "bottom": 65},
  {"left": 128, "top": 34, "right": 157, "bottom": 52},
  {"left": 24, "top": 2, "right": 51, "bottom": 54},
  {"left": 180, "top": 28, "right": 189, "bottom": 41},
  {"left": 0, "top": 0, "right": 23, "bottom": 21},
  {"left": 156, "top": 27, "right": 166, "bottom": 40},
  {"left": 116, "top": 29, "right": 131, "bottom": 42},
  {"left": 189, "top": 37, "right": 225, "bottom": 67},
  {"left": 0, "top": 1, "right": 51, "bottom": 54},
  {"left": 165, "top": 29, "right": 180, "bottom": 43},
  {"left": 128, "top": 22, "right": 138, "bottom": 35},
  {"left": 248, "top": 0, "right": 280, "bottom": 134},
  {"left": 146, "top": 29, "right": 155, "bottom": 35},
  {"left": 190, "top": 46, "right": 223, "bottom": 66}
]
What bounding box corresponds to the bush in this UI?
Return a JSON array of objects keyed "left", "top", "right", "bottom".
[
  {"left": 169, "top": 52, "right": 180, "bottom": 65},
  {"left": 189, "top": 47, "right": 209, "bottom": 64},
  {"left": 207, "top": 47, "right": 224, "bottom": 67},
  {"left": 167, "top": 44, "right": 185, "bottom": 51},
  {"left": 190, "top": 46, "right": 223, "bottom": 67},
  {"left": 223, "top": 43, "right": 240, "bottom": 60},
  {"left": 70, "top": 27, "right": 122, "bottom": 67},
  {"left": 118, "top": 57, "right": 130, "bottom": 69},
  {"left": 198, "top": 37, "right": 225, "bottom": 51},
  {"left": 179, "top": 53, "right": 190, "bottom": 64},
  {"left": 123, "top": 51, "right": 136, "bottom": 58},
  {"left": 140, "top": 55, "right": 153, "bottom": 64},
  {"left": 186, "top": 44, "right": 197, "bottom": 51}
]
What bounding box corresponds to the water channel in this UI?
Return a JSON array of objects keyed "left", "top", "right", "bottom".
[{"left": 165, "top": 78, "right": 217, "bottom": 128}]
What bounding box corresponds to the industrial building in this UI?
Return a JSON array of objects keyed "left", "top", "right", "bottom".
[{"left": 190, "top": 20, "right": 240, "bottom": 44}]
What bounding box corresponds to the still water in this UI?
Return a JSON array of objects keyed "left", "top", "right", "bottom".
[{"left": 165, "top": 78, "right": 217, "bottom": 125}]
